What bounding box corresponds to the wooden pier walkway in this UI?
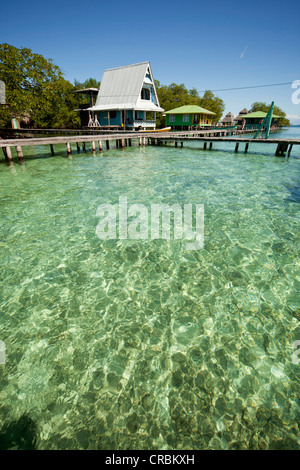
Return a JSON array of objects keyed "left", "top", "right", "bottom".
[{"left": 0, "top": 128, "right": 299, "bottom": 163}]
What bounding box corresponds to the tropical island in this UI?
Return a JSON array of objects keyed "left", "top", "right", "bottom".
[{"left": 0, "top": 44, "right": 290, "bottom": 131}]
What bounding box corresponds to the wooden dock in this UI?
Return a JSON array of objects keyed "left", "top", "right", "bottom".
[{"left": 0, "top": 128, "right": 299, "bottom": 164}]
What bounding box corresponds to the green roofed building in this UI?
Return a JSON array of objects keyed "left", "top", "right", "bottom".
[
  {"left": 241, "top": 111, "right": 281, "bottom": 130},
  {"left": 165, "top": 105, "right": 216, "bottom": 130}
]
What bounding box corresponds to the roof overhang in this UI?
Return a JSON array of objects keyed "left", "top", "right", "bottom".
[{"left": 88, "top": 103, "right": 164, "bottom": 112}]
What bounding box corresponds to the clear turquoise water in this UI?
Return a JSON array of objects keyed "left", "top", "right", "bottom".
[{"left": 0, "top": 129, "right": 299, "bottom": 450}]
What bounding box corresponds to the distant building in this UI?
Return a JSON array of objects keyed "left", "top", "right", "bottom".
[
  {"left": 234, "top": 108, "right": 248, "bottom": 126},
  {"left": 74, "top": 88, "right": 99, "bottom": 128},
  {"left": 165, "top": 105, "right": 216, "bottom": 130},
  {"left": 220, "top": 112, "right": 235, "bottom": 126},
  {"left": 87, "top": 62, "right": 164, "bottom": 130},
  {"left": 241, "top": 111, "right": 281, "bottom": 130}
]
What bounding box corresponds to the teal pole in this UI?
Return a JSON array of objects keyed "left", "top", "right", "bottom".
[{"left": 253, "top": 101, "right": 274, "bottom": 139}]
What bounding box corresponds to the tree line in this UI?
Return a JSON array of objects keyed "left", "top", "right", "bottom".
[{"left": 0, "top": 44, "right": 290, "bottom": 129}]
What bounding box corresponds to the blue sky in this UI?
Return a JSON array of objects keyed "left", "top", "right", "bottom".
[{"left": 1, "top": 0, "right": 300, "bottom": 122}]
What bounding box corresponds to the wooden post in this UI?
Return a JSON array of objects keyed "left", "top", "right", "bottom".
[
  {"left": 203, "top": 142, "right": 207, "bottom": 150},
  {"left": 92, "top": 141, "right": 96, "bottom": 152},
  {"left": 106, "top": 140, "right": 109, "bottom": 150},
  {"left": 82, "top": 142, "right": 86, "bottom": 152},
  {"left": 235, "top": 142, "right": 239, "bottom": 152},
  {"left": 175, "top": 141, "right": 177, "bottom": 148},
  {"left": 287, "top": 143, "right": 293, "bottom": 157},
  {"left": 66, "top": 142, "right": 72, "bottom": 156},
  {"left": 76, "top": 142, "right": 80, "bottom": 153},
  {"left": 129, "top": 139, "right": 132, "bottom": 146},
  {"left": 98, "top": 140, "right": 103, "bottom": 152},
  {"left": 5, "top": 146, "right": 12, "bottom": 163},
  {"left": 275, "top": 142, "right": 288, "bottom": 156},
  {"left": 50, "top": 144, "right": 54, "bottom": 155},
  {"left": 209, "top": 142, "right": 212, "bottom": 150},
  {"left": 244, "top": 142, "right": 249, "bottom": 153},
  {"left": 2, "top": 147, "right": 8, "bottom": 160},
  {"left": 16, "top": 145, "right": 24, "bottom": 162},
  {"left": 121, "top": 139, "right": 125, "bottom": 149},
  {"left": 181, "top": 142, "right": 183, "bottom": 148},
  {"left": 139, "top": 138, "right": 142, "bottom": 147}
]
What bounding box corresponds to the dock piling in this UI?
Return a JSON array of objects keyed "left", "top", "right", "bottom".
[
  {"left": 16, "top": 145, "right": 24, "bottom": 162},
  {"left": 5, "top": 146, "right": 12, "bottom": 163},
  {"left": 66, "top": 142, "right": 72, "bottom": 156}
]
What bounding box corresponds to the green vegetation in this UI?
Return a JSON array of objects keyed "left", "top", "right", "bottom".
[
  {"left": 0, "top": 43, "right": 80, "bottom": 128},
  {"left": 0, "top": 43, "right": 289, "bottom": 130},
  {"left": 73, "top": 78, "right": 100, "bottom": 90},
  {"left": 154, "top": 80, "right": 225, "bottom": 127},
  {"left": 250, "top": 102, "right": 290, "bottom": 127}
]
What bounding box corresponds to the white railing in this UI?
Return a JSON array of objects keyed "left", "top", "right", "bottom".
[{"left": 133, "top": 121, "right": 156, "bottom": 128}]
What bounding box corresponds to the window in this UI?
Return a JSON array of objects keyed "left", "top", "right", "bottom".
[
  {"left": 110, "top": 111, "right": 117, "bottom": 119},
  {"left": 169, "top": 114, "right": 175, "bottom": 122},
  {"left": 182, "top": 114, "right": 189, "bottom": 122},
  {"left": 141, "top": 88, "right": 150, "bottom": 100}
]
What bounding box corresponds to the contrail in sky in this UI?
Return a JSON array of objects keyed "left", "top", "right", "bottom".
[{"left": 240, "top": 45, "right": 248, "bottom": 59}]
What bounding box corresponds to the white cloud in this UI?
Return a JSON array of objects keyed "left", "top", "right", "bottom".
[{"left": 286, "top": 114, "right": 300, "bottom": 120}]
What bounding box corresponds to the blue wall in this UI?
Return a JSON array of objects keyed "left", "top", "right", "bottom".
[{"left": 98, "top": 111, "right": 122, "bottom": 126}]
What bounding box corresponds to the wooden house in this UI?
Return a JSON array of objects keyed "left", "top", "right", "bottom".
[
  {"left": 87, "top": 62, "right": 164, "bottom": 130},
  {"left": 74, "top": 88, "right": 99, "bottom": 128},
  {"left": 165, "top": 105, "right": 216, "bottom": 130},
  {"left": 241, "top": 111, "right": 281, "bottom": 130}
]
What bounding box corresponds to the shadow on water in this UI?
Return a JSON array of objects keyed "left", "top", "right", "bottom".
[
  {"left": 286, "top": 185, "right": 300, "bottom": 204},
  {"left": 0, "top": 414, "right": 37, "bottom": 450}
]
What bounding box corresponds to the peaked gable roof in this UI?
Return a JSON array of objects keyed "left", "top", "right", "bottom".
[
  {"left": 90, "top": 62, "right": 163, "bottom": 112},
  {"left": 221, "top": 112, "right": 235, "bottom": 122}
]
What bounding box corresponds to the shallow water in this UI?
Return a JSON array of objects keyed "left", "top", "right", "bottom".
[{"left": 0, "top": 130, "right": 299, "bottom": 449}]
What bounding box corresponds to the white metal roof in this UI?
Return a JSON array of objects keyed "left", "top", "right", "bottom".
[{"left": 89, "top": 62, "right": 164, "bottom": 113}]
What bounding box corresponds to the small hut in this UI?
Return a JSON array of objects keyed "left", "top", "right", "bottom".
[
  {"left": 220, "top": 112, "right": 235, "bottom": 126},
  {"left": 234, "top": 108, "right": 248, "bottom": 124},
  {"left": 74, "top": 88, "right": 99, "bottom": 128},
  {"left": 165, "top": 105, "right": 216, "bottom": 130},
  {"left": 241, "top": 111, "right": 281, "bottom": 130}
]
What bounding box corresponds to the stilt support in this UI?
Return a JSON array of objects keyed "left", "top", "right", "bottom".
[
  {"left": 66, "top": 142, "right": 72, "bottom": 155},
  {"left": 16, "top": 145, "right": 24, "bottom": 162}
]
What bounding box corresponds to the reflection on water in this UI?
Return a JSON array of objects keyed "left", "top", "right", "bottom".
[{"left": 0, "top": 134, "right": 299, "bottom": 449}]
